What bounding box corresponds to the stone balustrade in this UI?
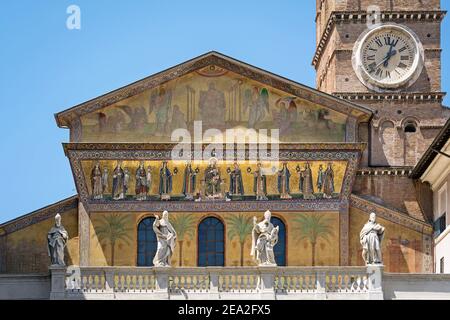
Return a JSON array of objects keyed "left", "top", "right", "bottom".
[{"left": 49, "top": 265, "right": 384, "bottom": 300}]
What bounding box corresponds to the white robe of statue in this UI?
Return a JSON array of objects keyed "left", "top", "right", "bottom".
[
  {"left": 251, "top": 210, "right": 279, "bottom": 266},
  {"left": 152, "top": 211, "right": 177, "bottom": 267}
]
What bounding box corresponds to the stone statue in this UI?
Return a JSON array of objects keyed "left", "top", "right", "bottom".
[
  {"left": 316, "top": 164, "right": 324, "bottom": 194},
  {"left": 323, "top": 163, "right": 335, "bottom": 199},
  {"left": 229, "top": 162, "right": 244, "bottom": 196},
  {"left": 135, "top": 161, "right": 148, "bottom": 201},
  {"left": 204, "top": 157, "right": 223, "bottom": 199},
  {"left": 182, "top": 162, "right": 196, "bottom": 200},
  {"left": 47, "top": 214, "right": 69, "bottom": 266},
  {"left": 251, "top": 210, "right": 279, "bottom": 266},
  {"left": 112, "top": 161, "right": 125, "bottom": 200},
  {"left": 277, "top": 162, "right": 291, "bottom": 199},
  {"left": 152, "top": 211, "right": 177, "bottom": 267},
  {"left": 91, "top": 162, "right": 104, "bottom": 200},
  {"left": 253, "top": 163, "right": 268, "bottom": 200},
  {"left": 360, "top": 212, "right": 385, "bottom": 265},
  {"left": 159, "top": 161, "right": 172, "bottom": 201},
  {"left": 300, "top": 163, "right": 316, "bottom": 200}
]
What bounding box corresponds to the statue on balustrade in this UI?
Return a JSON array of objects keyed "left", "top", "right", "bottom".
[
  {"left": 300, "top": 163, "right": 316, "bottom": 200},
  {"left": 91, "top": 161, "right": 105, "bottom": 200},
  {"left": 152, "top": 211, "right": 177, "bottom": 267},
  {"left": 253, "top": 162, "right": 268, "bottom": 200},
  {"left": 360, "top": 212, "right": 385, "bottom": 265},
  {"left": 135, "top": 161, "right": 148, "bottom": 201},
  {"left": 251, "top": 210, "right": 279, "bottom": 266},
  {"left": 112, "top": 161, "right": 126, "bottom": 200},
  {"left": 204, "top": 157, "right": 223, "bottom": 199},
  {"left": 47, "top": 213, "right": 69, "bottom": 266},
  {"left": 277, "top": 162, "right": 291, "bottom": 199},
  {"left": 182, "top": 162, "right": 197, "bottom": 200},
  {"left": 229, "top": 162, "right": 244, "bottom": 196},
  {"left": 322, "top": 163, "right": 335, "bottom": 199},
  {"left": 159, "top": 161, "right": 172, "bottom": 200}
]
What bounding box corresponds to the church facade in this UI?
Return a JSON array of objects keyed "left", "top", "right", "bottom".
[{"left": 0, "top": 0, "right": 449, "bottom": 280}]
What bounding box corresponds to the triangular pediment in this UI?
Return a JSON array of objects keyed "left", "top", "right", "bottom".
[{"left": 55, "top": 51, "right": 372, "bottom": 143}]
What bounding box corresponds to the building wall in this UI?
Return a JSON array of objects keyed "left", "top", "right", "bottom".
[
  {"left": 349, "top": 207, "right": 427, "bottom": 272},
  {"left": 433, "top": 175, "right": 450, "bottom": 273},
  {"left": 88, "top": 211, "right": 340, "bottom": 267},
  {"left": 2, "top": 209, "right": 79, "bottom": 273}
]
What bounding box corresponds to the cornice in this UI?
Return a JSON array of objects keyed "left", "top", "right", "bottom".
[{"left": 333, "top": 92, "right": 446, "bottom": 103}]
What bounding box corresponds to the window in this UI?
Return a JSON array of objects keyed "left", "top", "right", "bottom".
[
  {"left": 137, "top": 217, "right": 157, "bottom": 266},
  {"left": 433, "top": 214, "right": 446, "bottom": 237},
  {"left": 198, "top": 217, "right": 224, "bottom": 266},
  {"left": 271, "top": 217, "right": 286, "bottom": 266},
  {"left": 404, "top": 122, "right": 417, "bottom": 133},
  {"left": 440, "top": 257, "right": 445, "bottom": 274}
]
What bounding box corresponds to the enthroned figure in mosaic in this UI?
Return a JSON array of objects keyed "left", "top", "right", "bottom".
[
  {"left": 322, "top": 163, "right": 335, "bottom": 199},
  {"left": 135, "top": 161, "right": 148, "bottom": 201},
  {"left": 229, "top": 162, "right": 244, "bottom": 196},
  {"left": 360, "top": 212, "right": 385, "bottom": 265},
  {"left": 112, "top": 161, "right": 126, "bottom": 200},
  {"left": 91, "top": 161, "right": 104, "bottom": 200},
  {"left": 204, "top": 157, "right": 223, "bottom": 199},
  {"left": 182, "top": 162, "right": 197, "bottom": 200},
  {"left": 152, "top": 211, "right": 177, "bottom": 267},
  {"left": 300, "top": 163, "right": 316, "bottom": 200},
  {"left": 47, "top": 214, "right": 68, "bottom": 266},
  {"left": 251, "top": 210, "right": 279, "bottom": 266},
  {"left": 253, "top": 162, "right": 268, "bottom": 201},
  {"left": 159, "top": 161, "right": 172, "bottom": 201},
  {"left": 277, "top": 162, "right": 292, "bottom": 199}
]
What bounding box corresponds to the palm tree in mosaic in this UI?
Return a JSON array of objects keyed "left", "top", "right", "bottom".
[
  {"left": 293, "top": 213, "right": 334, "bottom": 266},
  {"left": 170, "top": 214, "right": 197, "bottom": 266},
  {"left": 225, "top": 214, "right": 253, "bottom": 266},
  {"left": 95, "top": 214, "right": 133, "bottom": 266}
]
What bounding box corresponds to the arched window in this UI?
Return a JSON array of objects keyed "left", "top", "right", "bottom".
[
  {"left": 198, "top": 217, "right": 224, "bottom": 266},
  {"left": 404, "top": 122, "right": 417, "bottom": 133},
  {"left": 137, "top": 217, "right": 157, "bottom": 266},
  {"left": 272, "top": 217, "right": 286, "bottom": 266}
]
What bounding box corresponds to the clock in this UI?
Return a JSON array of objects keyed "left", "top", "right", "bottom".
[{"left": 352, "top": 23, "right": 424, "bottom": 91}]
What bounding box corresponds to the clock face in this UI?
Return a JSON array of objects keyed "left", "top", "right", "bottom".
[{"left": 353, "top": 24, "right": 424, "bottom": 90}]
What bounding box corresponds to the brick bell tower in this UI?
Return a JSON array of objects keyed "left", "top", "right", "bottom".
[{"left": 314, "top": 0, "right": 450, "bottom": 167}]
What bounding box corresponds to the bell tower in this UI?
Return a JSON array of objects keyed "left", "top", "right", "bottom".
[{"left": 314, "top": 0, "right": 450, "bottom": 166}]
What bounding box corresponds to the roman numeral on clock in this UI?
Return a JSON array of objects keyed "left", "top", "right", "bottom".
[
  {"left": 400, "top": 56, "right": 410, "bottom": 61},
  {"left": 398, "top": 62, "right": 408, "bottom": 69},
  {"left": 399, "top": 46, "right": 407, "bottom": 53},
  {"left": 384, "top": 37, "right": 399, "bottom": 47},
  {"left": 367, "top": 55, "right": 375, "bottom": 61},
  {"left": 375, "top": 39, "right": 383, "bottom": 47},
  {"left": 375, "top": 68, "right": 382, "bottom": 77}
]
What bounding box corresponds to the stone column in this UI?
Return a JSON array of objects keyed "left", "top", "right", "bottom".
[
  {"left": 78, "top": 202, "right": 90, "bottom": 266},
  {"left": 367, "top": 265, "right": 384, "bottom": 300},
  {"left": 50, "top": 266, "right": 67, "bottom": 300}
]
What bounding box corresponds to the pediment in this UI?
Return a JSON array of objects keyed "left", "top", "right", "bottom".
[{"left": 55, "top": 51, "right": 372, "bottom": 143}]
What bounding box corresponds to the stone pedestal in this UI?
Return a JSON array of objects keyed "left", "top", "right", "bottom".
[
  {"left": 154, "top": 267, "right": 170, "bottom": 300},
  {"left": 49, "top": 265, "right": 66, "bottom": 300},
  {"left": 258, "top": 267, "right": 276, "bottom": 300},
  {"left": 367, "top": 264, "right": 384, "bottom": 300}
]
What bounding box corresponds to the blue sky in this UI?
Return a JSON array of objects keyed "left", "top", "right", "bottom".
[{"left": 0, "top": 1, "right": 449, "bottom": 223}]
